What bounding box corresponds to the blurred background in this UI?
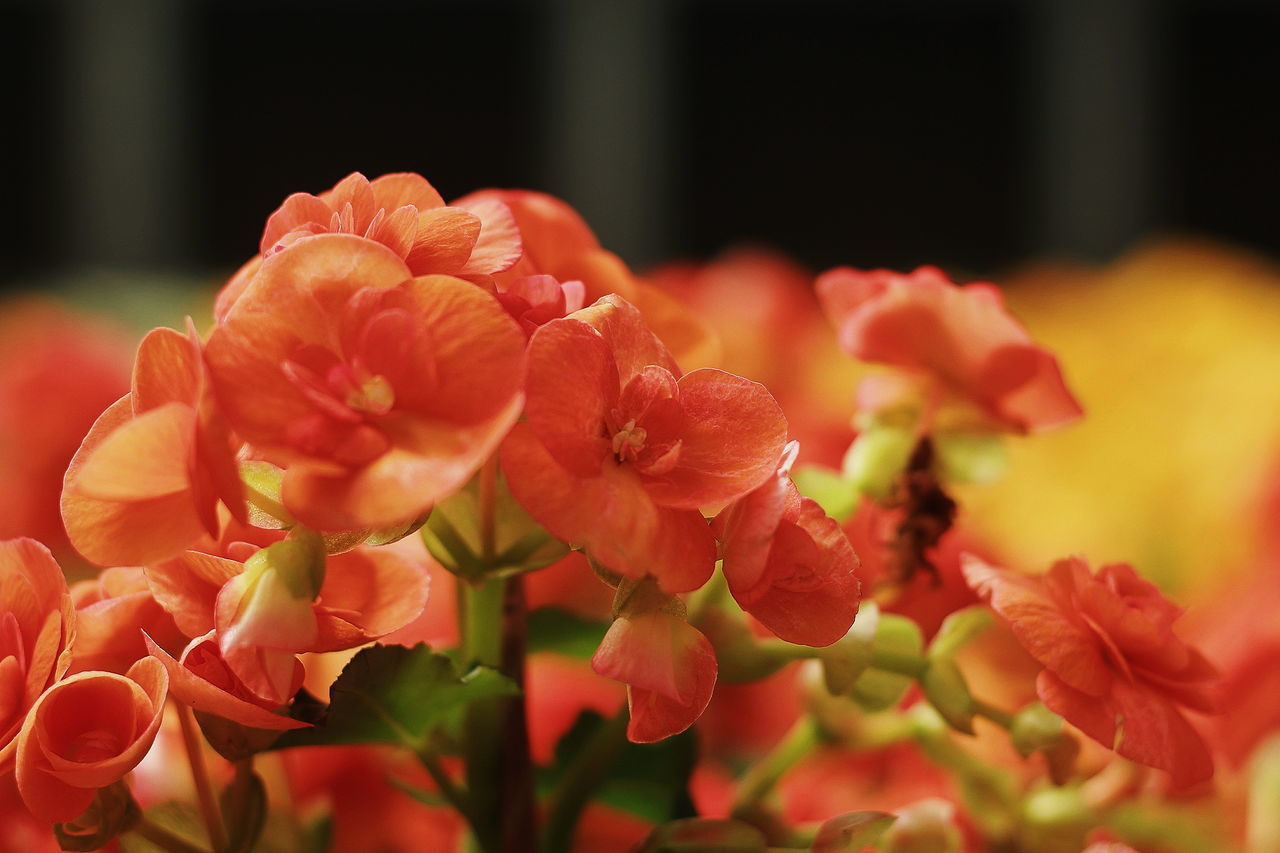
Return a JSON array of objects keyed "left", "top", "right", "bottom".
[{"left": 1, "top": 0, "right": 1278, "bottom": 288}]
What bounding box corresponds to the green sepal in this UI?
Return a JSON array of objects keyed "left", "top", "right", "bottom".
[
  {"left": 817, "top": 602, "right": 879, "bottom": 695},
  {"left": 934, "top": 431, "right": 1007, "bottom": 486},
  {"left": 842, "top": 424, "right": 916, "bottom": 500},
  {"left": 421, "top": 468, "right": 567, "bottom": 581},
  {"left": 792, "top": 464, "right": 859, "bottom": 522},
  {"left": 926, "top": 606, "right": 993, "bottom": 661},
  {"left": 919, "top": 657, "right": 975, "bottom": 735},
  {"left": 852, "top": 613, "right": 923, "bottom": 711}
]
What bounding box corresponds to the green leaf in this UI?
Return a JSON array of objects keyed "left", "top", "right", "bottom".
[
  {"left": 926, "top": 606, "right": 992, "bottom": 661},
  {"left": 274, "top": 643, "right": 518, "bottom": 750},
  {"left": 527, "top": 608, "right": 610, "bottom": 659},
  {"left": 539, "top": 711, "right": 698, "bottom": 825},
  {"left": 818, "top": 602, "right": 880, "bottom": 695},
  {"left": 811, "top": 810, "right": 897, "bottom": 852},
  {"left": 633, "top": 818, "right": 767, "bottom": 853},
  {"left": 919, "top": 658, "right": 974, "bottom": 735},
  {"left": 934, "top": 431, "right": 1007, "bottom": 486},
  {"left": 792, "top": 464, "right": 859, "bottom": 522},
  {"left": 842, "top": 425, "right": 916, "bottom": 500},
  {"left": 852, "top": 613, "right": 923, "bottom": 711}
]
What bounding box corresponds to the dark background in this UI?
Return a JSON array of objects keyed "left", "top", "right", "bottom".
[{"left": 1, "top": 0, "right": 1277, "bottom": 289}]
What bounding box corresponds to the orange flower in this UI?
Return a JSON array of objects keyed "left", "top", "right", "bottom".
[
  {"left": 15, "top": 657, "right": 167, "bottom": 824},
  {"left": 62, "top": 323, "right": 244, "bottom": 567},
  {"left": 205, "top": 233, "right": 526, "bottom": 531},
  {"left": 460, "top": 189, "right": 718, "bottom": 367},
  {"left": 592, "top": 605, "right": 717, "bottom": 743},
  {"left": 216, "top": 172, "right": 522, "bottom": 320},
  {"left": 817, "top": 266, "right": 1082, "bottom": 434},
  {"left": 68, "top": 566, "right": 184, "bottom": 676},
  {"left": 0, "top": 538, "right": 74, "bottom": 768},
  {"left": 144, "top": 633, "right": 308, "bottom": 732},
  {"left": 146, "top": 537, "right": 429, "bottom": 706},
  {"left": 964, "top": 556, "right": 1217, "bottom": 787},
  {"left": 502, "top": 295, "right": 785, "bottom": 592},
  {"left": 714, "top": 441, "right": 861, "bottom": 646}
]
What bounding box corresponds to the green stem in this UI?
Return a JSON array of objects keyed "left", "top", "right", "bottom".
[
  {"left": 731, "top": 715, "right": 822, "bottom": 817},
  {"left": 132, "top": 817, "right": 211, "bottom": 853},
  {"left": 460, "top": 572, "right": 535, "bottom": 851},
  {"left": 175, "top": 703, "right": 227, "bottom": 853},
  {"left": 541, "top": 710, "right": 630, "bottom": 852},
  {"left": 973, "top": 698, "right": 1015, "bottom": 729},
  {"left": 870, "top": 647, "right": 929, "bottom": 678}
]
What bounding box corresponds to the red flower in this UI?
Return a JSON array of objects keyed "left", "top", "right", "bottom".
[
  {"left": 205, "top": 233, "right": 526, "bottom": 531},
  {"left": 15, "top": 657, "right": 168, "bottom": 823},
  {"left": 216, "top": 172, "right": 522, "bottom": 320},
  {"left": 963, "top": 556, "right": 1217, "bottom": 787},
  {"left": 592, "top": 605, "right": 717, "bottom": 743},
  {"left": 0, "top": 539, "right": 74, "bottom": 767},
  {"left": 714, "top": 441, "right": 861, "bottom": 646},
  {"left": 459, "top": 189, "right": 718, "bottom": 367},
  {"left": 62, "top": 323, "right": 244, "bottom": 567},
  {"left": 817, "top": 266, "right": 1082, "bottom": 434},
  {"left": 501, "top": 295, "right": 786, "bottom": 592}
]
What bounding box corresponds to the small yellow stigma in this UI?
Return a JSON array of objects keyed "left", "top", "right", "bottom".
[
  {"left": 346, "top": 374, "right": 395, "bottom": 416},
  {"left": 612, "top": 418, "right": 648, "bottom": 461}
]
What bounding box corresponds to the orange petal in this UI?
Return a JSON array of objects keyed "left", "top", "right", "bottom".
[
  {"left": 260, "top": 192, "right": 334, "bottom": 254},
  {"left": 643, "top": 369, "right": 787, "bottom": 510},
  {"left": 523, "top": 317, "right": 617, "bottom": 477},
  {"left": 74, "top": 402, "right": 196, "bottom": 501},
  {"left": 312, "top": 547, "right": 430, "bottom": 651},
  {"left": 404, "top": 206, "right": 481, "bottom": 275},
  {"left": 369, "top": 172, "right": 445, "bottom": 213},
  {"left": 131, "top": 326, "right": 200, "bottom": 413},
  {"left": 455, "top": 197, "right": 523, "bottom": 276},
  {"left": 146, "top": 634, "right": 308, "bottom": 731}
]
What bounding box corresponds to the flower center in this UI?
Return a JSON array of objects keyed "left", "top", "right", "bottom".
[{"left": 611, "top": 419, "right": 648, "bottom": 462}]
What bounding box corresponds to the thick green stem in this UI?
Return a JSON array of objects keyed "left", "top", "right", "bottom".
[
  {"left": 973, "top": 698, "right": 1015, "bottom": 729},
  {"left": 541, "top": 710, "right": 630, "bottom": 852},
  {"left": 460, "top": 573, "right": 535, "bottom": 851},
  {"left": 731, "top": 715, "right": 822, "bottom": 817}
]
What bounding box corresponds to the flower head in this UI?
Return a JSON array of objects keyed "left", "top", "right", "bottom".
[
  {"left": 963, "top": 555, "right": 1217, "bottom": 787},
  {"left": 817, "top": 266, "right": 1082, "bottom": 435}
]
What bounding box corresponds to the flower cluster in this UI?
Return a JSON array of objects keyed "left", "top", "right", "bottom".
[{"left": 0, "top": 171, "right": 1238, "bottom": 853}]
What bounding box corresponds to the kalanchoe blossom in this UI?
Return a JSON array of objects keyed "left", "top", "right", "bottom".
[
  {"left": 591, "top": 580, "right": 717, "bottom": 743},
  {"left": 67, "top": 566, "right": 185, "bottom": 675},
  {"left": 817, "top": 266, "right": 1083, "bottom": 435},
  {"left": 205, "top": 233, "right": 527, "bottom": 531},
  {"left": 62, "top": 323, "right": 245, "bottom": 567},
  {"left": 714, "top": 441, "right": 861, "bottom": 646},
  {"left": 501, "top": 294, "right": 787, "bottom": 592},
  {"left": 963, "top": 555, "right": 1217, "bottom": 787},
  {"left": 216, "top": 172, "right": 522, "bottom": 321},
  {"left": 0, "top": 538, "right": 74, "bottom": 767},
  {"left": 460, "top": 188, "right": 719, "bottom": 367},
  {"left": 144, "top": 633, "right": 309, "bottom": 731},
  {"left": 493, "top": 274, "right": 586, "bottom": 337},
  {"left": 145, "top": 533, "right": 429, "bottom": 706},
  {"left": 15, "top": 656, "right": 167, "bottom": 824}
]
